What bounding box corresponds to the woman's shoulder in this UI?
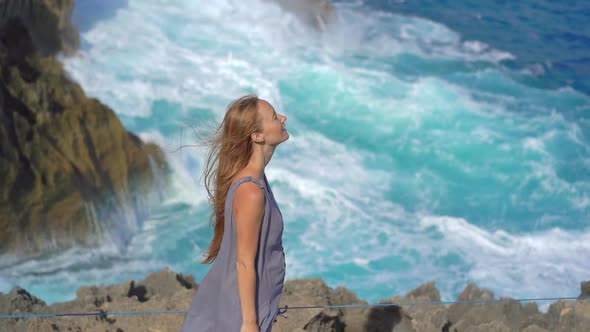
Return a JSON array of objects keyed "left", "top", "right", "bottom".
[
  {"left": 232, "top": 178, "right": 265, "bottom": 223},
  {"left": 230, "top": 171, "right": 265, "bottom": 189},
  {"left": 230, "top": 172, "right": 265, "bottom": 202},
  {"left": 234, "top": 181, "right": 264, "bottom": 201}
]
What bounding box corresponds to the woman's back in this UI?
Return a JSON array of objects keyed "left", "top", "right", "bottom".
[{"left": 180, "top": 174, "right": 285, "bottom": 332}]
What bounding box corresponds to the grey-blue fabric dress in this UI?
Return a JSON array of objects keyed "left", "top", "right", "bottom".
[{"left": 180, "top": 174, "right": 286, "bottom": 332}]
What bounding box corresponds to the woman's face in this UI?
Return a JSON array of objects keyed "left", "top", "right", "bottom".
[{"left": 257, "top": 99, "right": 289, "bottom": 145}]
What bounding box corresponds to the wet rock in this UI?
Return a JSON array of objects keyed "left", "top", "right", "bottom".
[{"left": 0, "top": 16, "right": 169, "bottom": 258}]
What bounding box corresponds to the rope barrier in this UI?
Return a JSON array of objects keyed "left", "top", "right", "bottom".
[
  {"left": 1, "top": 296, "right": 588, "bottom": 320},
  {"left": 274, "top": 296, "right": 590, "bottom": 319}
]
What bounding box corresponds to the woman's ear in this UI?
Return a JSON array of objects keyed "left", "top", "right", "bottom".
[{"left": 251, "top": 132, "right": 264, "bottom": 143}]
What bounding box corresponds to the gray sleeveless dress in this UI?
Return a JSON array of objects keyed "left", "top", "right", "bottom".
[{"left": 179, "top": 174, "right": 286, "bottom": 332}]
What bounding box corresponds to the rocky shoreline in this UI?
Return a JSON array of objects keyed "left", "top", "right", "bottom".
[{"left": 0, "top": 268, "right": 588, "bottom": 332}]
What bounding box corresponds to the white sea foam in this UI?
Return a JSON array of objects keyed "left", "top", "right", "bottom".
[
  {"left": 418, "top": 215, "right": 590, "bottom": 309},
  {"left": 323, "top": 3, "right": 515, "bottom": 63}
]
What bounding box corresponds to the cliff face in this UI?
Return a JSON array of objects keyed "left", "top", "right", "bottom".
[
  {"left": 0, "top": 0, "right": 79, "bottom": 55},
  {"left": 0, "top": 3, "right": 169, "bottom": 257}
]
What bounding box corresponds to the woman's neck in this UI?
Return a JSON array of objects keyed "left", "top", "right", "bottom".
[{"left": 246, "top": 145, "right": 275, "bottom": 179}]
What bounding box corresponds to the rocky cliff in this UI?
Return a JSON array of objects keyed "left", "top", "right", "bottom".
[
  {"left": 0, "top": 0, "right": 79, "bottom": 56},
  {"left": 0, "top": 0, "right": 169, "bottom": 258}
]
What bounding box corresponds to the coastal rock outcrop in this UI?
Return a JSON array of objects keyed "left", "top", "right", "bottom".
[
  {"left": 0, "top": 0, "right": 79, "bottom": 55},
  {"left": 0, "top": 1, "right": 169, "bottom": 258}
]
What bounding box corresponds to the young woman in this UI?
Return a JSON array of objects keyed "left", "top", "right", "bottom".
[{"left": 180, "top": 95, "right": 289, "bottom": 332}]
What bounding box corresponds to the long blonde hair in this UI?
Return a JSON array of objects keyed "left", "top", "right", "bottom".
[{"left": 201, "top": 94, "right": 262, "bottom": 264}]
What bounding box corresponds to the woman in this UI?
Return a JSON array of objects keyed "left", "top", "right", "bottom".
[{"left": 180, "top": 95, "right": 289, "bottom": 332}]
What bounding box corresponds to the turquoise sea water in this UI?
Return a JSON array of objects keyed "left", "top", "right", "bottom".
[{"left": 1, "top": 0, "right": 589, "bottom": 310}]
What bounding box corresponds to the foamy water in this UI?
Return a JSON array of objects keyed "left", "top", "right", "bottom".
[{"left": 1, "top": 0, "right": 588, "bottom": 310}]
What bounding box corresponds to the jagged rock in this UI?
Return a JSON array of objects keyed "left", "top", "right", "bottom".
[
  {"left": 0, "top": 0, "right": 79, "bottom": 55},
  {"left": 399, "top": 281, "right": 448, "bottom": 332},
  {"left": 447, "top": 283, "right": 496, "bottom": 323},
  {"left": 0, "top": 287, "right": 47, "bottom": 315},
  {"left": 0, "top": 268, "right": 197, "bottom": 332},
  {"left": 446, "top": 283, "right": 548, "bottom": 332},
  {"left": 274, "top": 278, "right": 348, "bottom": 332},
  {"left": 366, "top": 281, "right": 447, "bottom": 332},
  {"left": 69, "top": 268, "right": 199, "bottom": 311},
  {"left": 175, "top": 272, "right": 198, "bottom": 291},
  {"left": 581, "top": 281, "right": 590, "bottom": 298},
  {"left": 128, "top": 268, "right": 198, "bottom": 302},
  {"left": 405, "top": 281, "right": 441, "bottom": 302},
  {"left": 74, "top": 281, "right": 130, "bottom": 308},
  {"left": 329, "top": 286, "right": 368, "bottom": 331},
  {"left": 0, "top": 16, "right": 169, "bottom": 257},
  {"left": 547, "top": 282, "right": 590, "bottom": 332},
  {"left": 269, "top": 0, "right": 337, "bottom": 31},
  {"left": 459, "top": 283, "right": 496, "bottom": 301}
]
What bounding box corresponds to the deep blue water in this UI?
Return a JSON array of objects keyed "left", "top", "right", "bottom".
[{"left": 367, "top": 0, "right": 590, "bottom": 95}]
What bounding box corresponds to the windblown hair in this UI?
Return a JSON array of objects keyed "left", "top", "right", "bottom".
[{"left": 201, "top": 94, "right": 262, "bottom": 264}]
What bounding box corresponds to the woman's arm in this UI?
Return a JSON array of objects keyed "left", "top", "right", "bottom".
[{"left": 233, "top": 182, "right": 265, "bottom": 326}]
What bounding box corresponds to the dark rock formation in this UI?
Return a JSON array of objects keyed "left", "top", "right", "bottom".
[
  {"left": 1, "top": 269, "right": 588, "bottom": 332},
  {"left": 0, "top": 0, "right": 79, "bottom": 56},
  {"left": 0, "top": 3, "right": 169, "bottom": 258},
  {"left": 269, "top": 0, "right": 337, "bottom": 31},
  {"left": 581, "top": 281, "right": 590, "bottom": 298}
]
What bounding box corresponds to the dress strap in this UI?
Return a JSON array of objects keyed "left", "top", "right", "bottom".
[
  {"left": 226, "top": 176, "right": 266, "bottom": 208},
  {"left": 229, "top": 176, "right": 265, "bottom": 192}
]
